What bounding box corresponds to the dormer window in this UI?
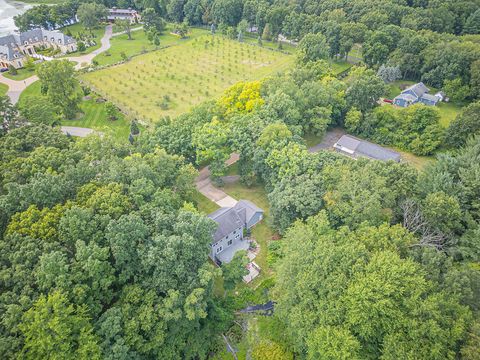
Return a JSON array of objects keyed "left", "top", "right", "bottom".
[
  {"left": 58, "top": 39, "right": 62, "bottom": 44},
  {"left": 24, "top": 41, "right": 28, "bottom": 45}
]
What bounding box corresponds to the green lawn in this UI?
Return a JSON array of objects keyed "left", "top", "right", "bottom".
[
  {"left": 0, "top": 83, "right": 7, "bottom": 96},
  {"left": 19, "top": 80, "right": 132, "bottom": 140},
  {"left": 191, "top": 190, "right": 220, "bottom": 214},
  {"left": 83, "top": 35, "right": 294, "bottom": 123},
  {"left": 330, "top": 60, "right": 352, "bottom": 75},
  {"left": 94, "top": 27, "right": 210, "bottom": 66},
  {"left": 3, "top": 67, "right": 36, "bottom": 80},
  {"left": 61, "top": 23, "right": 106, "bottom": 57}
]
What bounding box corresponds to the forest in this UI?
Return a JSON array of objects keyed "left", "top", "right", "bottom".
[{"left": 1, "top": 0, "right": 480, "bottom": 358}]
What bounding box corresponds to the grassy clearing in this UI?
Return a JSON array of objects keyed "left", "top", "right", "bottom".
[
  {"left": 94, "top": 27, "right": 209, "bottom": 66},
  {"left": 3, "top": 67, "right": 36, "bottom": 80},
  {"left": 191, "top": 190, "right": 220, "bottom": 214},
  {"left": 83, "top": 35, "right": 294, "bottom": 123},
  {"left": 0, "top": 83, "right": 7, "bottom": 96},
  {"left": 19, "top": 80, "right": 131, "bottom": 140}
]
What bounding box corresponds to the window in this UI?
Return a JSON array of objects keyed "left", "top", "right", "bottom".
[
  {"left": 233, "top": 230, "right": 237, "bottom": 234},
  {"left": 235, "top": 233, "right": 240, "bottom": 239},
  {"left": 216, "top": 246, "right": 223, "bottom": 254},
  {"left": 227, "top": 239, "right": 233, "bottom": 246}
]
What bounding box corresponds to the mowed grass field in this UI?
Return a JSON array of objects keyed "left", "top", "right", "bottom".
[{"left": 82, "top": 35, "right": 294, "bottom": 123}]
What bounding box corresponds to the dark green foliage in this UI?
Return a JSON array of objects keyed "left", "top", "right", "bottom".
[
  {"left": 0, "top": 125, "right": 222, "bottom": 358},
  {"left": 446, "top": 101, "right": 480, "bottom": 148}
]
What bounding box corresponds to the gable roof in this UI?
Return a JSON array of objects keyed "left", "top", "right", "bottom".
[
  {"left": 335, "top": 135, "right": 401, "bottom": 162},
  {"left": 420, "top": 93, "right": 439, "bottom": 103},
  {"left": 208, "top": 207, "right": 243, "bottom": 243},
  {"left": 234, "top": 200, "right": 263, "bottom": 224},
  {"left": 394, "top": 93, "right": 417, "bottom": 103},
  {"left": 402, "top": 82, "right": 429, "bottom": 98},
  {"left": 208, "top": 200, "right": 264, "bottom": 243}
]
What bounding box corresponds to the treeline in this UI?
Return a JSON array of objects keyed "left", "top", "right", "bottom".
[{"left": 0, "top": 125, "right": 230, "bottom": 358}]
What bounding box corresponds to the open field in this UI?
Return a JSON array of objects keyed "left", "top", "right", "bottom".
[
  {"left": 82, "top": 35, "right": 294, "bottom": 123},
  {"left": 94, "top": 27, "right": 209, "bottom": 66},
  {"left": 19, "top": 81, "right": 131, "bottom": 140}
]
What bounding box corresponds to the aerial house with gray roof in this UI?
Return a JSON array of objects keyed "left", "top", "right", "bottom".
[
  {"left": 393, "top": 82, "right": 441, "bottom": 107},
  {"left": 333, "top": 135, "right": 401, "bottom": 162},
  {"left": 208, "top": 200, "right": 264, "bottom": 264},
  {"left": 0, "top": 28, "right": 77, "bottom": 69}
]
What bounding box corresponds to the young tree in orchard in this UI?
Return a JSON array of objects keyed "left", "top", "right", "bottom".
[
  {"left": 77, "top": 3, "right": 107, "bottom": 30},
  {"left": 37, "top": 60, "right": 81, "bottom": 119},
  {"left": 115, "top": 18, "right": 132, "bottom": 40}
]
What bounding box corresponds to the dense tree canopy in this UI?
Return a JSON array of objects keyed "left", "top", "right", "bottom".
[{"left": 0, "top": 126, "right": 226, "bottom": 358}]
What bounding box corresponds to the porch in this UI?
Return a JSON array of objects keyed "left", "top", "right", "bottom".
[{"left": 216, "top": 239, "right": 250, "bottom": 264}]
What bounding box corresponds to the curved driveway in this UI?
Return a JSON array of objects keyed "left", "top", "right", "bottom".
[{"left": 0, "top": 24, "right": 113, "bottom": 104}]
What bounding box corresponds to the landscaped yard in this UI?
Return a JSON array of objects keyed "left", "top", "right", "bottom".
[
  {"left": 19, "top": 80, "right": 132, "bottom": 140},
  {"left": 94, "top": 27, "right": 209, "bottom": 66},
  {"left": 3, "top": 67, "right": 37, "bottom": 80},
  {"left": 82, "top": 35, "right": 294, "bottom": 123},
  {"left": 61, "top": 23, "right": 106, "bottom": 57}
]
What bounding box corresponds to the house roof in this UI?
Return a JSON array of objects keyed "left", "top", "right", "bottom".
[
  {"left": 420, "top": 93, "right": 439, "bottom": 103},
  {"left": 234, "top": 200, "right": 263, "bottom": 224},
  {"left": 0, "top": 28, "right": 75, "bottom": 61},
  {"left": 402, "top": 82, "right": 429, "bottom": 98},
  {"left": 208, "top": 200, "right": 264, "bottom": 243},
  {"left": 208, "top": 207, "right": 243, "bottom": 243},
  {"left": 334, "top": 135, "right": 401, "bottom": 162},
  {"left": 394, "top": 93, "right": 417, "bottom": 102}
]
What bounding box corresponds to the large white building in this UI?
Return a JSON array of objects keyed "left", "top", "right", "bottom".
[
  {"left": 0, "top": 28, "right": 77, "bottom": 69},
  {"left": 107, "top": 8, "right": 141, "bottom": 24}
]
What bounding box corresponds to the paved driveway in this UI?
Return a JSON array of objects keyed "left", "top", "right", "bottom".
[
  {"left": 0, "top": 24, "right": 114, "bottom": 103},
  {"left": 308, "top": 128, "right": 346, "bottom": 153}
]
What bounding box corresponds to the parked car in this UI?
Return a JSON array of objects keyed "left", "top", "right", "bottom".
[
  {"left": 383, "top": 98, "right": 393, "bottom": 103},
  {"left": 0, "top": 68, "right": 8, "bottom": 73}
]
